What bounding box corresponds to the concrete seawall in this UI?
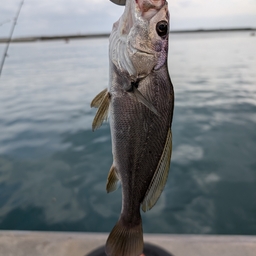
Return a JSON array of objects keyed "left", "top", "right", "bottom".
[{"left": 0, "top": 231, "right": 255, "bottom": 256}]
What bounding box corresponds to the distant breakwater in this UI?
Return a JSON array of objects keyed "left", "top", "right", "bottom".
[{"left": 0, "top": 28, "right": 255, "bottom": 43}]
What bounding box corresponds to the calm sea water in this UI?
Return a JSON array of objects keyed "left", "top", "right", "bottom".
[{"left": 0, "top": 32, "right": 255, "bottom": 234}]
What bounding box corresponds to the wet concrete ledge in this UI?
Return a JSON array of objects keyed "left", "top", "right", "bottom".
[{"left": 0, "top": 231, "right": 256, "bottom": 256}]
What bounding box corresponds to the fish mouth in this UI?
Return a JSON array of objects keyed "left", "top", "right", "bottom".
[
  {"left": 118, "top": 0, "right": 166, "bottom": 35},
  {"left": 136, "top": 0, "right": 166, "bottom": 7},
  {"left": 135, "top": 0, "right": 166, "bottom": 19}
]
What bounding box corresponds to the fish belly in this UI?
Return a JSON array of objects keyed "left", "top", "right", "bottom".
[{"left": 110, "top": 66, "right": 173, "bottom": 217}]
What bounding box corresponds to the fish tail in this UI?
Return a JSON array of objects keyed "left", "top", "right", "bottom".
[{"left": 105, "top": 216, "right": 143, "bottom": 256}]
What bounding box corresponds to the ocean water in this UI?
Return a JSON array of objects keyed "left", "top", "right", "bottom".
[{"left": 0, "top": 31, "right": 255, "bottom": 234}]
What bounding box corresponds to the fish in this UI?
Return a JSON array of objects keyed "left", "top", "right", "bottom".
[{"left": 90, "top": 0, "right": 174, "bottom": 256}]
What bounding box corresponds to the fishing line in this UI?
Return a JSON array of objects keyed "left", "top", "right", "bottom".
[{"left": 0, "top": 0, "right": 25, "bottom": 78}]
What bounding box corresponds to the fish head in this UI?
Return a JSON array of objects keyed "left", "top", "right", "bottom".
[
  {"left": 129, "top": 0, "right": 169, "bottom": 77},
  {"left": 110, "top": 0, "right": 170, "bottom": 82}
]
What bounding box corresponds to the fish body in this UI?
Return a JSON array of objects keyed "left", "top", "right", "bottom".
[{"left": 91, "top": 1, "right": 174, "bottom": 256}]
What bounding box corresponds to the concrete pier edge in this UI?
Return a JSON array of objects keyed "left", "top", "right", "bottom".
[{"left": 0, "top": 231, "right": 256, "bottom": 256}]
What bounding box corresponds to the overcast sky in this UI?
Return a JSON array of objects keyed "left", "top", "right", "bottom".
[{"left": 1, "top": 0, "right": 256, "bottom": 37}]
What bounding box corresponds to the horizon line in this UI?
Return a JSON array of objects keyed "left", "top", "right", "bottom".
[{"left": 0, "top": 27, "right": 255, "bottom": 43}]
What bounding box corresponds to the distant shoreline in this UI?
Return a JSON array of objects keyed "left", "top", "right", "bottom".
[{"left": 0, "top": 27, "right": 255, "bottom": 43}]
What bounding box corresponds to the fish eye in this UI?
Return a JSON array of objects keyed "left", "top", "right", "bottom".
[{"left": 156, "top": 21, "right": 168, "bottom": 37}]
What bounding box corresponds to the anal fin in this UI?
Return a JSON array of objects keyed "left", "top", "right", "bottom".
[
  {"left": 106, "top": 165, "right": 119, "bottom": 193},
  {"left": 91, "top": 89, "right": 110, "bottom": 131},
  {"left": 141, "top": 129, "right": 172, "bottom": 212}
]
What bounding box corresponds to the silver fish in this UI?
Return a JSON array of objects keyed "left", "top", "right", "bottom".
[{"left": 91, "top": 0, "right": 174, "bottom": 255}]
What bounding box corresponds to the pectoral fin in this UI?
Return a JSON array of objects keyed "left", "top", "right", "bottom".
[
  {"left": 133, "top": 87, "right": 160, "bottom": 116},
  {"left": 91, "top": 89, "right": 110, "bottom": 131},
  {"left": 141, "top": 129, "right": 172, "bottom": 212},
  {"left": 91, "top": 88, "right": 108, "bottom": 108},
  {"left": 106, "top": 165, "right": 119, "bottom": 193},
  {"left": 109, "top": 0, "right": 126, "bottom": 6}
]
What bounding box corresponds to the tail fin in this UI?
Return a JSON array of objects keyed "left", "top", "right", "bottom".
[{"left": 105, "top": 217, "right": 143, "bottom": 256}]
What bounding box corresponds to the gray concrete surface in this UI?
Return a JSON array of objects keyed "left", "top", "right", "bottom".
[{"left": 0, "top": 231, "right": 255, "bottom": 256}]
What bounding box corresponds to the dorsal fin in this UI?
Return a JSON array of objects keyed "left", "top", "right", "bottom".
[
  {"left": 141, "top": 129, "right": 172, "bottom": 212},
  {"left": 109, "top": 0, "right": 126, "bottom": 6}
]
